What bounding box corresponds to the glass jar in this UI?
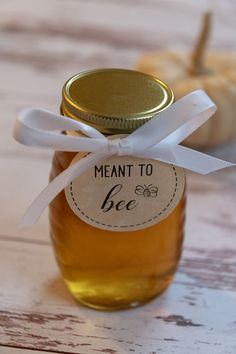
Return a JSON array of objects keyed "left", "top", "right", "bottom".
[{"left": 49, "top": 69, "right": 186, "bottom": 310}]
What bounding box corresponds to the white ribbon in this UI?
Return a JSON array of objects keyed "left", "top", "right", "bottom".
[{"left": 13, "top": 90, "right": 235, "bottom": 227}]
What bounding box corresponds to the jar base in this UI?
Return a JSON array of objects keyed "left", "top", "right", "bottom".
[{"left": 64, "top": 273, "right": 174, "bottom": 311}]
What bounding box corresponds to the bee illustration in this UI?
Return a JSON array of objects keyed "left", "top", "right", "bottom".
[{"left": 135, "top": 184, "right": 158, "bottom": 198}]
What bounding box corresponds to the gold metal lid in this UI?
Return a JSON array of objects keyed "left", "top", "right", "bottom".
[{"left": 61, "top": 68, "right": 174, "bottom": 134}]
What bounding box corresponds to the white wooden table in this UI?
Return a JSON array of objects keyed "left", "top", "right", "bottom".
[{"left": 0, "top": 1, "right": 236, "bottom": 353}]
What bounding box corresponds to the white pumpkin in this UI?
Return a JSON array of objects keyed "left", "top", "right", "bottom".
[{"left": 136, "top": 13, "right": 236, "bottom": 148}]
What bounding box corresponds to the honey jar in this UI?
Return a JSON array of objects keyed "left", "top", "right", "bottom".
[{"left": 49, "top": 69, "right": 186, "bottom": 310}]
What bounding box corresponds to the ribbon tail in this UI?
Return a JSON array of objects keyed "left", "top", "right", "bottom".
[
  {"left": 137, "top": 145, "right": 235, "bottom": 174},
  {"left": 19, "top": 151, "right": 110, "bottom": 228},
  {"left": 170, "top": 145, "right": 235, "bottom": 174}
]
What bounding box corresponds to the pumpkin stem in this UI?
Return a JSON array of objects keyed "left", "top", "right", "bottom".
[{"left": 190, "top": 12, "right": 212, "bottom": 75}]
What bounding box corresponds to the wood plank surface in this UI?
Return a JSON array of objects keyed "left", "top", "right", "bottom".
[{"left": 0, "top": 0, "right": 236, "bottom": 353}]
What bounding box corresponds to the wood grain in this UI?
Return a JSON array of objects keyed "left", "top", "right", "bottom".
[
  {"left": 0, "top": 0, "right": 236, "bottom": 353},
  {"left": 0, "top": 238, "right": 235, "bottom": 353}
]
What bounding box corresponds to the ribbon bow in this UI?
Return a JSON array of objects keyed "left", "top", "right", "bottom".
[{"left": 13, "top": 90, "right": 235, "bottom": 227}]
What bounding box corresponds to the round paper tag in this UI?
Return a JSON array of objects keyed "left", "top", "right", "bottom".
[{"left": 65, "top": 154, "right": 185, "bottom": 232}]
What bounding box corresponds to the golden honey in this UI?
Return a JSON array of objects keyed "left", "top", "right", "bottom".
[{"left": 49, "top": 69, "right": 186, "bottom": 310}]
